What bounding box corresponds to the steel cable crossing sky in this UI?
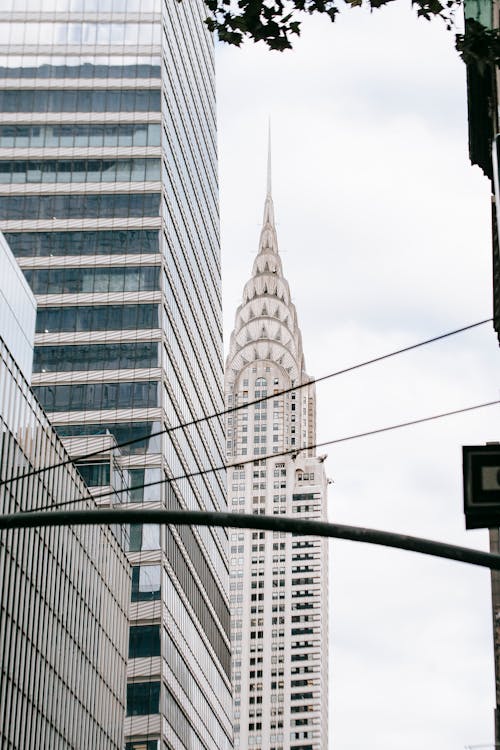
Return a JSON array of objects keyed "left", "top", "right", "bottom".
[
  {"left": 19, "top": 397, "right": 500, "bottom": 512},
  {"left": 0, "top": 316, "right": 493, "bottom": 488}
]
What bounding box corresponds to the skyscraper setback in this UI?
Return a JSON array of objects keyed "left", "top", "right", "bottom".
[
  {"left": 0, "top": 2, "right": 232, "bottom": 748},
  {"left": 225, "top": 152, "right": 329, "bottom": 749}
]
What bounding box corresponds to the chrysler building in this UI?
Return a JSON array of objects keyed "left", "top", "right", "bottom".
[{"left": 225, "top": 145, "right": 329, "bottom": 750}]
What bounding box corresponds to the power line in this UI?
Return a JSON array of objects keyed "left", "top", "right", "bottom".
[
  {"left": 1, "top": 316, "right": 492, "bottom": 487},
  {"left": 26, "top": 398, "right": 500, "bottom": 513},
  {"left": 2, "top": 508, "right": 500, "bottom": 570}
]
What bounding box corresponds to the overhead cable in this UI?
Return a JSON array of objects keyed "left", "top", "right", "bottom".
[
  {"left": 1, "top": 316, "right": 493, "bottom": 487},
  {"left": 25, "top": 398, "right": 500, "bottom": 513}
]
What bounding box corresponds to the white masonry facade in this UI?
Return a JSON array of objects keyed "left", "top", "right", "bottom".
[{"left": 225, "top": 155, "right": 329, "bottom": 750}]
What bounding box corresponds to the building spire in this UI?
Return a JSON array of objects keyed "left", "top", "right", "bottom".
[
  {"left": 226, "top": 133, "right": 309, "bottom": 393},
  {"left": 267, "top": 118, "right": 272, "bottom": 197},
  {"left": 262, "top": 120, "right": 275, "bottom": 234}
]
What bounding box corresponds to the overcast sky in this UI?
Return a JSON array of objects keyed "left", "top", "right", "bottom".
[{"left": 215, "top": 4, "right": 500, "bottom": 748}]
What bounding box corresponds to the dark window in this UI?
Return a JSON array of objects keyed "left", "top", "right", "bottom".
[
  {"left": 131, "top": 566, "right": 161, "bottom": 602},
  {"left": 0, "top": 89, "right": 161, "bottom": 113},
  {"left": 0, "top": 158, "right": 159, "bottom": 184},
  {"left": 76, "top": 462, "right": 110, "bottom": 487},
  {"left": 126, "top": 681, "right": 160, "bottom": 716},
  {"left": 33, "top": 342, "right": 158, "bottom": 373},
  {"left": 7, "top": 229, "right": 159, "bottom": 257},
  {"left": 33, "top": 380, "right": 158, "bottom": 413},
  {"left": 0, "top": 192, "right": 160, "bottom": 220},
  {"left": 24, "top": 265, "right": 160, "bottom": 294},
  {"left": 36, "top": 304, "right": 159, "bottom": 334},
  {"left": 55, "top": 422, "right": 161, "bottom": 455},
  {"left": 129, "top": 625, "right": 161, "bottom": 659},
  {"left": 0, "top": 63, "right": 160, "bottom": 78},
  {"left": 0, "top": 122, "right": 161, "bottom": 149}
]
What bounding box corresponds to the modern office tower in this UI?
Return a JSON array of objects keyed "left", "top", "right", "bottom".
[
  {"left": 225, "top": 158, "right": 329, "bottom": 750},
  {"left": 0, "top": 231, "right": 131, "bottom": 749},
  {"left": 0, "top": 3, "right": 231, "bottom": 749}
]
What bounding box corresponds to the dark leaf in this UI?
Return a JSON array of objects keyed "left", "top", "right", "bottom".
[{"left": 202, "top": 0, "right": 498, "bottom": 61}]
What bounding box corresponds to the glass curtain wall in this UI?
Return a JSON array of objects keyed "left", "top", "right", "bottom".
[
  {"left": 0, "top": 1, "right": 231, "bottom": 748},
  {"left": 0, "top": 336, "right": 130, "bottom": 749}
]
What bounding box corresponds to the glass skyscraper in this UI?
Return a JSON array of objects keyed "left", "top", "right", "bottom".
[{"left": 0, "top": 2, "right": 232, "bottom": 748}]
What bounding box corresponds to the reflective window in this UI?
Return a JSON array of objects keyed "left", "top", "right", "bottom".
[
  {"left": 76, "top": 462, "right": 110, "bottom": 487},
  {"left": 0, "top": 193, "right": 160, "bottom": 220},
  {"left": 128, "top": 625, "right": 161, "bottom": 659},
  {"left": 24, "top": 265, "right": 160, "bottom": 294},
  {"left": 128, "top": 524, "right": 160, "bottom": 552},
  {"left": 0, "top": 158, "right": 160, "bottom": 184},
  {"left": 164, "top": 685, "right": 205, "bottom": 747},
  {"left": 55, "top": 422, "right": 161, "bottom": 455},
  {"left": 7, "top": 230, "right": 159, "bottom": 258},
  {"left": 0, "top": 123, "right": 161, "bottom": 148},
  {"left": 33, "top": 380, "right": 158, "bottom": 412},
  {"left": 0, "top": 62, "right": 160, "bottom": 79},
  {"left": 2, "top": 1, "right": 160, "bottom": 16},
  {"left": 0, "top": 22, "right": 161, "bottom": 46},
  {"left": 0, "top": 89, "right": 161, "bottom": 113},
  {"left": 126, "top": 680, "right": 160, "bottom": 716},
  {"left": 36, "top": 304, "right": 159, "bottom": 333},
  {"left": 33, "top": 342, "right": 159, "bottom": 372},
  {"left": 131, "top": 565, "right": 161, "bottom": 602},
  {"left": 128, "top": 468, "right": 162, "bottom": 502}
]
